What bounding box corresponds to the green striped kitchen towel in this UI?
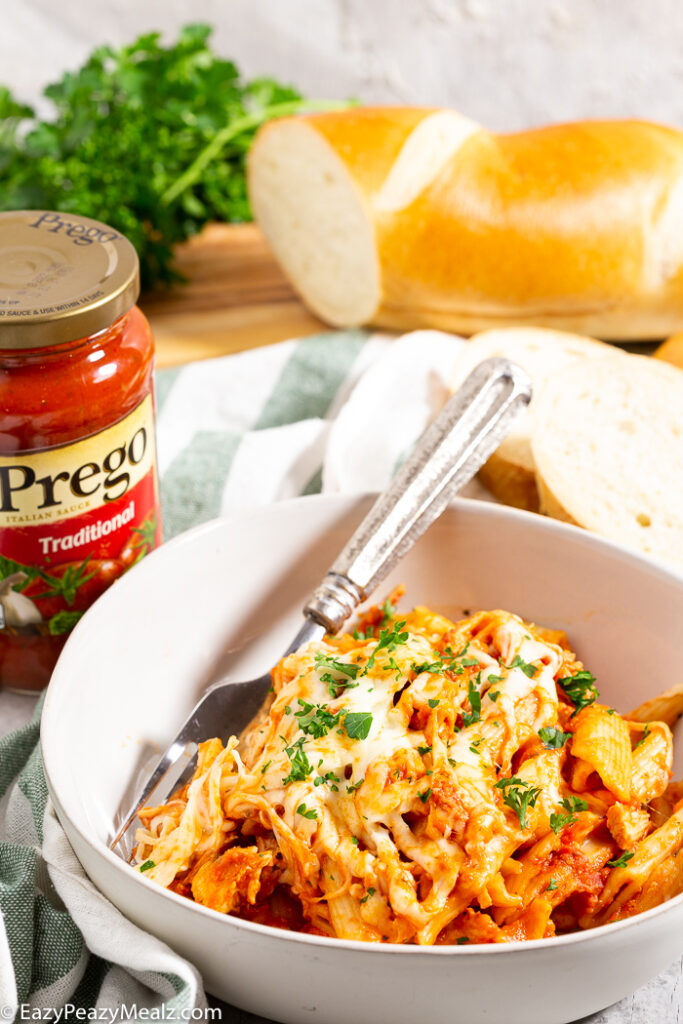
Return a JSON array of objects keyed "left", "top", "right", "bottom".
[
  {"left": 0, "top": 326, "right": 682, "bottom": 1024},
  {"left": 0, "top": 697, "right": 207, "bottom": 1020}
]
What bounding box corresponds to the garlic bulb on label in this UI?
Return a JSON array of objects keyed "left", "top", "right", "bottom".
[{"left": 0, "top": 572, "right": 43, "bottom": 628}]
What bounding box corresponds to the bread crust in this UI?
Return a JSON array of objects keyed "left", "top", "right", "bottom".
[
  {"left": 535, "top": 476, "right": 581, "bottom": 526},
  {"left": 478, "top": 453, "right": 540, "bottom": 513},
  {"left": 300, "top": 106, "right": 436, "bottom": 195},
  {"left": 655, "top": 333, "right": 683, "bottom": 370}
]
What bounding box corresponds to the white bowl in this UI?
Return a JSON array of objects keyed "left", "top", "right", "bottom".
[{"left": 42, "top": 495, "right": 683, "bottom": 1024}]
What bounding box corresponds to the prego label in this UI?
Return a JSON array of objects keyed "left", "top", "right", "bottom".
[
  {"left": 0, "top": 396, "right": 161, "bottom": 639},
  {"left": 0, "top": 397, "right": 154, "bottom": 517}
]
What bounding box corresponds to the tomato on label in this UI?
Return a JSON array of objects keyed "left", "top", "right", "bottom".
[
  {"left": 119, "top": 513, "right": 159, "bottom": 568},
  {"left": 23, "top": 558, "right": 125, "bottom": 618}
]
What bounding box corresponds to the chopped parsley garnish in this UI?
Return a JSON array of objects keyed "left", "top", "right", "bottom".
[
  {"left": 418, "top": 788, "right": 432, "bottom": 803},
  {"left": 360, "top": 887, "right": 376, "bottom": 904},
  {"left": 380, "top": 598, "right": 397, "bottom": 626},
  {"left": 315, "top": 652, "right": 360, "bottom": 697},
  {"left": 387, "top": 655, "right": 402, "bottom": 680},
  {"left": 417, "top": 745, "right": 432, "bottom": 756},
  {"left": 507, "top": 654, "right": 537, "bottom": 678},
  {"left": 321, "top": 673, "right": 359, "bottom": 699},
  {"left": 456, "top": 936, "right": 470, "bottom": 945},
  {"left": 447, "top": 757, "right": 457, "bottom": 768},
  {"left": 443, "top": 642, "right": 479, "bottom": 671},
  {"left": 412, "top": 641, "right": 478, "bottom": 677},
  {"left": 538, "top": 726, "right": 571, "bottom": 750},
  {"left": 343, "top": 712, "right": 373, "bottom": 740},
  {"left": 314, "top": 653, "right": 360, "bottom": 679},
  {"left": 282, "top": 737, "right": 313, "bottom": 785},
  {"left": 346, "top": 777, "right": 364, "bottom": 793},
  {"left": 487, "top": 674, "right": 504, "bottom": 685},
  {"left": 488, "top": 689, "right": 501, "bottom": 702},
  {"left": 634, "top": 723, "right": 650, "bottom": 749},
  {"left": 558, "top": 669, "right": 599, "bottom": 715},
  {"left": 364, "top": 621, "right": 409, "bottom": 673},
  {"left": 351, "top": 836, "right": 359, "bottom": 846},
  {"left": 549, "top": 811, "right": 577, "bottom": 834},
  {"left": 296, "top": 803, "right": 318, "bottom": 820},
  {"left": 427, "top": 698, "right": 440, "bottom": 709},
  {"left": 314, "top": 770, "right": 339, "bottom": 791},
  {"left": 412, "top": 660, "right": 446, "bottom": 675},
  {"left": 260, "top": 760, "right": 271, "bottom": 774},
  {"left": 294, "top": 698, "right": 341, "bottom": 738},
  {"left": 545, "top": 878, "right": 559, "bottom": 892},
  {"left": 139, "top": 860, "right": 155, "bottom": 872},
  {"left": 608, "top": 851, "right": 635, "bottom": 869},
  {"left": 462, "top": 676, "right": 482, "bottom": 727},
  {"left": 494, "top": 775, "right": 542, "bottom": 829},
  {"left": 561, "top": 795, "right": 588, "bottom": 813},
  {"left": 550, "top": 797, "right": 587, "bottom": 834}
]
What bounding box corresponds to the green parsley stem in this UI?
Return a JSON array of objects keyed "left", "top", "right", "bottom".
[{"left": 162, "top": 99, "right": 351, "bottom": 206}]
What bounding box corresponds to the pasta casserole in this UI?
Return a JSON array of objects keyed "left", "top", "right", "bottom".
[{"left": 134, "top": 594, "right": 683, "bottom": 944}]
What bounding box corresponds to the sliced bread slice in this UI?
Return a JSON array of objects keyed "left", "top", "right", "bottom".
[
  {"left": 450, "top": 328, "right": 619, "bottom": 511},
  {"left": 531, "top": 354, "right": 683, "bottom": 571}
]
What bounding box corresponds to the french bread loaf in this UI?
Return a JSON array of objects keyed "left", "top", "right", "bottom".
[
  {"left": 248, "top": 108, "right": 683, "bottom": 339},
  {"left": 449, "top": 328, "right": 620, "bottom": 511},
  {"left": 531, "top": 355, "right": 683, "bottom": 571}
]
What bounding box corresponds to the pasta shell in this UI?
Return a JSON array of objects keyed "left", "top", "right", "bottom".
[{"left": 571, "top": 706, "right": 632, "bottom": 802}]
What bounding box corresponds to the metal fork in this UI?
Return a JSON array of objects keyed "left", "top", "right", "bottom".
[{"left": 109, "top": 357, "right": 531, "bottom": 858}]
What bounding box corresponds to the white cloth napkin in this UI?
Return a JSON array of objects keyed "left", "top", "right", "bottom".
[{"left": 156, "top": 328, "right": 490, "bottom": 539}]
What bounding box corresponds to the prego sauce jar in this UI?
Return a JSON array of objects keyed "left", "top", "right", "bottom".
[{"left": 0, "top": 210, "right": 162, "bottom": 692}]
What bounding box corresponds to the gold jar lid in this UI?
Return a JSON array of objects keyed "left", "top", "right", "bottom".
[{"left": 0, "top": 210, "right": 140, "bottom": 349}]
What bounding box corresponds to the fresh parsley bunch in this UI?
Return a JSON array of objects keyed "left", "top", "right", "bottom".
[{"left": 0, "top": 24, "right": 341, "bottom": 287}]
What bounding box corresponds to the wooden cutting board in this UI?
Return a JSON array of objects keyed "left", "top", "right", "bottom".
[{"left": 140, "top": 222, "right": 326, "bottom": 369}]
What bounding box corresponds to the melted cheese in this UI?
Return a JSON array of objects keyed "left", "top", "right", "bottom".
[{"left": 134, "top": 605, "right": 681, "bottom": 946}]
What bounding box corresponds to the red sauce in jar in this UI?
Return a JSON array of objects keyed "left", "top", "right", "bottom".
[{"left": 0, "top": 211, "right": 161, "bottom": 691}]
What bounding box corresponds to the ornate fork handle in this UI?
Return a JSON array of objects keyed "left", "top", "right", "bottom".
[{"left": 304, "top": 357, "right": 531, "bottom": 632}]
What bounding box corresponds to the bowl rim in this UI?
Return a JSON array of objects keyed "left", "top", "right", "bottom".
[{"left": 41, "top": 493, "right": 683, "bottom": 958}]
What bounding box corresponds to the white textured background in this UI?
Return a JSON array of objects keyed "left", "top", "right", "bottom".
[{"left": 5, "top": 0, "right": 683, "bottom": 130}]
